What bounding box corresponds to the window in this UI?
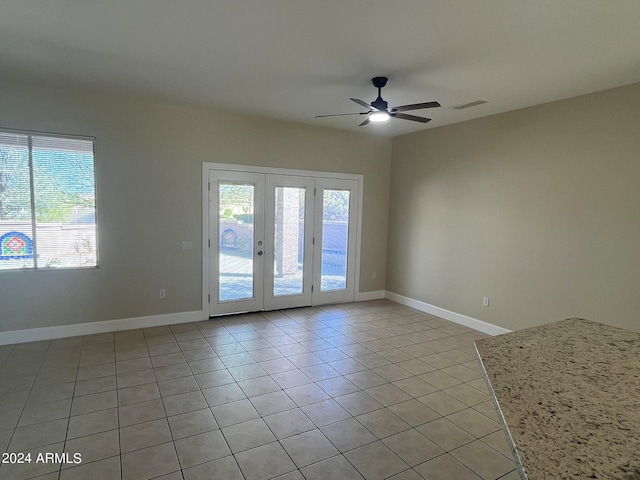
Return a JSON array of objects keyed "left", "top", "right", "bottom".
[{"left": 0, "top": 130, "right": 97, "bottom": 270}]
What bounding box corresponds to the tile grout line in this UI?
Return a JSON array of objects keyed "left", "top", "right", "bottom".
[{"left": 1, "top": 301, "right": 514, "bottom": 480}]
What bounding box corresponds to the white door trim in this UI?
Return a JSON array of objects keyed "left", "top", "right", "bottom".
[{"left": 202, "top": 163, "right": 363, "bottom": 316}]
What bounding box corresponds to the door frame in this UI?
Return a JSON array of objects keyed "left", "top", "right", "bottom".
[{"left": 202, "top": 162, "right": 364, "bottom": 317}]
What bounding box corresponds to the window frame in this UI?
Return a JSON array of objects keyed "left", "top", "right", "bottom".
[{"left": 0, "top": 128, "right": 99, "bottom": 272}]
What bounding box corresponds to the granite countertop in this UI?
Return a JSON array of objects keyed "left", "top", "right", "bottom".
[{"left": 474, "top": 318, "right": 640, "bottom": 480}]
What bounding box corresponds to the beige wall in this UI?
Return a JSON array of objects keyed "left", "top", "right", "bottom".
[
  {"left": 388, "top": 82, "right": 640, "bottom": 332},
  {"left": 0, "top": 82, "right": 391, "bottom": 332}
]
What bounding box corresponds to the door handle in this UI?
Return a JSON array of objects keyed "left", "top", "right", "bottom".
[{"left": 257, "top": 251, "right": 263, "bottom": 256}]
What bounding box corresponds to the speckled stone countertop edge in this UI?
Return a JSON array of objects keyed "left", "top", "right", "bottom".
[
  {"left": 473, "top": 342, "right": 528, "bottom": 480},
  {"left": 473, "top": 318, "right": 640, "bottom": 479}
]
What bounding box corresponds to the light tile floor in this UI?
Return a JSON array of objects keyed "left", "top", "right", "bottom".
[{"left": 0, "top": 300, "right": 519, "bottom": 480}]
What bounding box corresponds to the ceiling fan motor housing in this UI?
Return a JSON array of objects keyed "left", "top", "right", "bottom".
[{"left": 372, "top": 97, "right": 388, "bottom": 110}]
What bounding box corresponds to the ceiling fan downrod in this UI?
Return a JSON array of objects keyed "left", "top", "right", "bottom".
[{"left": 371, "top": 77, "right": 388, "bottom": 111}]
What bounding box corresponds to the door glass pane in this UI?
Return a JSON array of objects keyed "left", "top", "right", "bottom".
[
  {"left": 273, "top": 186, "right": 305, "bottom": 296},
  {"left": 321, "top": 189, "right": 350, "bottom": 291},
  {"left": 219, "top": 183, "right": 254, "bottom": 302}
]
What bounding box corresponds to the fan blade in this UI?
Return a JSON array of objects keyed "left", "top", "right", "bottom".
[
  {"left": 389, "top": 101, "right": 441, "bottom": 112},
  {"left": 315, "top": 112, "right": 368, "bottom": 118},
  {"left": 391, "top": 112, "right": 431, "bottom": 123},
  {"left": 350, "top": 98, "right": 376, "bottom": 110},
  {"left": 359, "top": 117, "right": 371, "bottom": 127}
]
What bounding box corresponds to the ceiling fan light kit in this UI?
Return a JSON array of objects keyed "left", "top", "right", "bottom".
[
  {"left": 316, "top": 76, "right": 441, "bottom": 127},
  {"left": 369, "top": 111, "right": 390, "bottom": 122}
]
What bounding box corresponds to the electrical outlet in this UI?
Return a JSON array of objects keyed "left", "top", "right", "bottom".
[
  {"left": 159, "top": 289, "right": 166, "bottom": 299},
  {"left": 483, "top": 296, "right": 490, "bottom": 307},
  {"left": 181, "top": 241, "right": 192, "bottom": 250},
  {"left": 372, "top": 272, "right": 377, "bottom": 280}
]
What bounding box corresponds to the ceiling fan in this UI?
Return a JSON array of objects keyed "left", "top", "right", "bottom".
[{"left": 316, "top": 77, "right": 441, "bottom": 126}]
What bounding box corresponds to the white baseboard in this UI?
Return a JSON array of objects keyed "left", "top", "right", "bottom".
[
  {"left": 0, "top": 310, "right": 207, "bottom": 346},
  {"left": 355, "top": 290, "right": 386, "bottom": 302},
  {"left": 1, "top": 292, "right": 510, "bottom": 345},
  {"left": 385, "top": 291, "right": 511, "bottom": 336}
]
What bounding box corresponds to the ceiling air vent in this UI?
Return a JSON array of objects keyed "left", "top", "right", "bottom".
[{"left": 451, "top": 100, "right": 488, "bottom": 110}]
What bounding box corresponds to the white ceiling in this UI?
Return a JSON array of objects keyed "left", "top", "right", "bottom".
[{"left": 1, "top": 1, "right": 640, "bottom": 137}]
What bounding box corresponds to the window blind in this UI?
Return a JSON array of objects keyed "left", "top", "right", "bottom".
[{"left": 0, "top": 130, "right": 97, "bottom": 270}]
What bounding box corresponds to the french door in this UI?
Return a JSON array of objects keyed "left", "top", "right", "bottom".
[
  {"left": 265, "top": 175, "right": 315, "bottom": 310},
  {"left": 210, "top": 171, "right": 266, "bottom": 315},
  {"left": 312, "top": 178, "right": 358, "bottom": 305},
  {"left": 207, "top": 167, "right": 359, "bottom": 316}
]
